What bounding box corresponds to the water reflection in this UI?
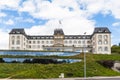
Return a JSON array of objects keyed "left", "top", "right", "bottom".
[
  {"left": 0, "top": 51, "right": 80, "bottom": 56},
  {"left": 0, "top": 58, "right": 81, "bottom": 64}
]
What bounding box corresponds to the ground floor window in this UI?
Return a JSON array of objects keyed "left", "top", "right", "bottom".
[
  {"left": 104, "top": 47, "right": 108, "bottom": 51},
  {"left": 98, "top": 47, "right": 102, "bottom": 51}
]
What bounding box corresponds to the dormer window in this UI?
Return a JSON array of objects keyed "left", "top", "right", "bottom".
[{"left": 16, "top": 31, "right": 20, "bottom": 33}]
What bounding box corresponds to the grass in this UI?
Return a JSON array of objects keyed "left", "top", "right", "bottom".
[{"left": 0, "top": 53, "right": 120, "bottom": 78}]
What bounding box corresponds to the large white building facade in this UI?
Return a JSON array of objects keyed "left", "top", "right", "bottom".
[{"left": 9, "top": 27, "right": 111, "bottom": 54}]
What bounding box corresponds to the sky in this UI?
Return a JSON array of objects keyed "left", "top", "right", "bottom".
[{"left": 0, "top": 0, "right": 120, "bottom": 49}]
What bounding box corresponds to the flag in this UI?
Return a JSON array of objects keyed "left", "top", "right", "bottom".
[
  {"left": 59, "top": 20, "right": 61, "bottom": 24},
  {"left": 84, "top": 32, "right": 86, "bottom": 34}
]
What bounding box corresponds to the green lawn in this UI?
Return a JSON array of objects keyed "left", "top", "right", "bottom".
[{"left": 0, "top": 53, "right": 120, "bottom": 79}]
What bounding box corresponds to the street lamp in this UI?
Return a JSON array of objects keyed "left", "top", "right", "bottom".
[{"left": 84, "top": 32, "right": 86, "bottom": 79}]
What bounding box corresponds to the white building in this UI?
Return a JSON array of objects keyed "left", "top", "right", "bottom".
[{"left": 9, "top": 27, "right": 111, "bottom": 54}]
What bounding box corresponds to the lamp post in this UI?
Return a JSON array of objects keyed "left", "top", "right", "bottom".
[{"left": 84, "top": 32, "right": 86, "bottom": 79}]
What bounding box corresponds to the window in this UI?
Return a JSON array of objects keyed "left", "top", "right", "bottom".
[
  {"left": 42, "top": 41, "right": 44, "bottom": 44},
  {"left": 29, "top": 41, "right": 31, "bottom": 44},
  {"left": 12, "top": 40, "right": 15, "bottom": 45},
  {"left": 38, "top": 45, "right": 40, "bottom": 48},
  {"left": 65, "top": 41, "right": 67, "bottom": 44},
  {"left": 17, "top": 36, "right": 20, "bottom": 39},
  {"left": 98, "top": 40, "right": 102, "bottom": 45},
  {"left": 98, "top": 47, "right": 102, "bottom": 51},
  {"left": 104, "top": 35, "right": 108, "bottom": 39},
  {"left": 12, "top": 36, "right": 15, "bottom": 39},
  {"left": 82, "top": 41, "right": 85, "bottom": 44},
  {"left": 46, "top": 41, "right": 49, "bottom": 44},
  {"left": 17, "top": 47, "right": 20, "bottom": 50},
  {"left": 37, "top": 41, "right": 40, "bottom": 44},
  {"left": 29, "top": 45, "right": 31, "bottom": 48},
  {"left": 24, "top": 43, "right": 25, "bottom": 46},
  {"left": 16, "top": 40, "right": 20, "bottom": 45},
  {"left": 87, "top": 41, "right": 90, "bottom": 44},
  {"left": 33, "top": 41, "right": 35, "bottom": 44},
  {"left": 11, "top": 47, "right": 14, "bottom": 49},
  {"left": 92, "top": 37, "right": 95, "bottom": 40},
  {"left": 74, "top": 41, "right": 77, "bottom": 44},
  {"left": 50, "top": 41, "right": 53, "bottom": 44},
  {"left": 69, "top": 40, "right": 72, "bottom": 43},
  {"left": 104, "top": 47, "right": 108, "bottom": 51},
  {"left": 78, "top": 41, "right": 81, "bottom": 44},
  {"left": 104, "top": 40, "right": 108, "bottom": 44},
  {"left": 98, "top": 35, "right": 102, "bottom": 39}
]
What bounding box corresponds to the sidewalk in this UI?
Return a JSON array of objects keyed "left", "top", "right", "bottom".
[{"left": 1, "top": 76, "right": 120, "bottom": 80}]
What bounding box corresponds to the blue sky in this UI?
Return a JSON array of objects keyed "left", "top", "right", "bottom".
[{"left": 0, "top": 0, "right": 120, "bottom": 49}]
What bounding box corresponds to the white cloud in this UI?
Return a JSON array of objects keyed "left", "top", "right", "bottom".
[
  {"left": 25, "top": 18, "right": 95, "bottom": 35},
  {"left": 0, "top": 12, "right": 6, "bottom": 17},
  {"left": 5, "top": 19, "right": 14, "bottom": 25},
  {"left": 0, "top": 0, "right": 20, "bottom": 9},
  {"left": 23, "top": 18, "right": 35, "bottom": 23},
  {"left": 19, "top": 0, "right": 36, "bottom": 12},
  {"left": 0, "top": 29, "right": 9, "bottom": 49},
  {"left": 112, "top": 22, "right": 120, "bottom": 27},
  {"left": 1, "top": 0, "right": 120, "bottom": 49}
]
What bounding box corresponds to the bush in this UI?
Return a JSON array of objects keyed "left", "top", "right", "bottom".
[
  {"left": 97, "top": 60, "right": 114, "bottom": 68},
  {"left": 0, "top": 58, "right": 4, "bottom": 63}
]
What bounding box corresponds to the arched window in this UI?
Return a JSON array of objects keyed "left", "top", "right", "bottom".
[{"left": 104, "top": 40, "right": 108, "bottom": 44}]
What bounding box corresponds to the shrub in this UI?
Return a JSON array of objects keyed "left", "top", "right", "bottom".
[{"left": 97, "top": 60, "right": 114, "bottom": 68}]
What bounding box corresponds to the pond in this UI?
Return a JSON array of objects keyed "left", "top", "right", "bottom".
[
  {"left": 0, "top": 58, "right": 81, "bottom": 64},
  {"left": 0, "top": 51, "right": 80, "bottom": 56}
]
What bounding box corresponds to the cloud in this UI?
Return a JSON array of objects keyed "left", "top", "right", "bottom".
[
  {"left": 19, "top": 0, "right": 36, "bottom": 13},
  {"left": 112, "top": 22, "right": 120, "bottom": 27},
  {"left": 1, "top": 0, "right": 120, "bottom": 49},
  {"left": 0, "top": 12, "right": 6, "bottom": 17},
  {"left": 0, "top": 29, "right": 9, "bottom": 49},
  {"left": 5, "top": 19, "right": 14, "bottom": 25},
  {"left": 0, "top": 0, "right": 20, "bottom": 9},
  {"left": 25, "top": 18, "right": 95, "bottom": 35}
]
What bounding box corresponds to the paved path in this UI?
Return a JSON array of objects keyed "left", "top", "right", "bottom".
[{"left": 1, "top": 77, "right": 120, "bottom": 80}]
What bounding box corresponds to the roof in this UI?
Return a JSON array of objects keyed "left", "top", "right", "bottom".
[
  {"left": 64, "top": 35, "right": 91, "bottom": 39},
  {"left": 54, "top": 28, "right": 64, "bottom": 35},
  {"left": 93, "top": 27, "right": 111, "bottom": 33},
  {"left": 26, "top": 35, "right": 91, "bottom": 40},
  {"left": 9, "top": 28, "right": 26, "bottom": 35},
  {"left": 26, "top": 35, "right": 54, "bottom": 40},
  {"left": 9, "top": 27, "right": 110, "bottom": 40}
]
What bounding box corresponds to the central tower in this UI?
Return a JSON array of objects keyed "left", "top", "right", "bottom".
[{"left": 53, "top": 28, "right": 64, "bottom": 47}]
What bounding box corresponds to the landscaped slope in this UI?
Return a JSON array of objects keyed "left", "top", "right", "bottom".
[{"left": 0, "top": 54, "right": 120, "bottom": 78}]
